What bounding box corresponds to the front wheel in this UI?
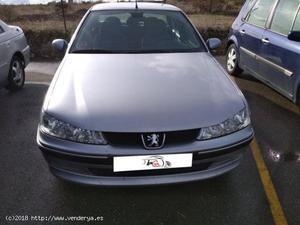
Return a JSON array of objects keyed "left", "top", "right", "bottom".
[
  {"left": 6, "top": 56, "right": 25, "bottom": 91},
  {"left": 226, "top": 44, "right": 243, "bottom": 76},
  {"left": 297, "top": 89, "right": 300, "bottom": 110}
]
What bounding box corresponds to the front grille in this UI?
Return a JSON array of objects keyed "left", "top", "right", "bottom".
[
  {"left": 103, "top": 129, "right": 200, "bottom": 147},
  {"left": 88, "top": 161, "right": 212, "bottom": 177},
  {"left": 88, "top": 153, "right": 212, "bottom": 177}
]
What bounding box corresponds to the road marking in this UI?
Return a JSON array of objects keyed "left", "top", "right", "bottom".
[
  {"left": 25, "top": 81, "right": 50, "bottom": 86},
  {"left": 251, "top": 138, "right": 288, "bottom": 225}
]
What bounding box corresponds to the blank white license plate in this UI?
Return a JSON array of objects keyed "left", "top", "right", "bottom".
[{"left": 113, "top": 153, "right": 193, "bottom": 172}]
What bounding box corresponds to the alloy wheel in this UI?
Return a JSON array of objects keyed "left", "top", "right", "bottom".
[
  {"left": 11, "top": 60, "right": 24, "bottom": 87},
  {"left": 227, "top": 47, "right": 237, "bottom": 72}
]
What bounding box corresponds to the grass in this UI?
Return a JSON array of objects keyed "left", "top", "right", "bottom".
[
  {"left": 12, "top": 14, "right": 235, "bottom": 33},
  {"left": 15, "top": 20, "right": 79, "bottom": 32},
  {"left": 189, "top": 14, "right": 235, "bottom": 29}
]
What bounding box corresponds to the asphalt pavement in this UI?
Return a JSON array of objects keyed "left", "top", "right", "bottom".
[{"left": 0, "top": 57, "right": 299, "bottom": 225}]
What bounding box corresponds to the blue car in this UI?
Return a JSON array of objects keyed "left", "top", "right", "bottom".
[{"left": 227, "top": 0, "right": 300, "bottom": 107}]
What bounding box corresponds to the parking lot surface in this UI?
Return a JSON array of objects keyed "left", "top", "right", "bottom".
[{"left": 0, "top": 57, "right": 299, "bottom": 225}]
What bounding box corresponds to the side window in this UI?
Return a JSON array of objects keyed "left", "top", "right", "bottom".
[
  {"left": 0, "top": 25, "right": 4, "bottom": 34},
  {"left": 270, "top": 0, "right": 300, "bottom": 35},
  {"left": 243, "top": 0, "right": 257, "bottom": 18},
  {"left": 247, "top": 0, "right": 277, "bottom": 27},
  {"left": 292, "top": 9, "right": 300, "bottom": 31}
]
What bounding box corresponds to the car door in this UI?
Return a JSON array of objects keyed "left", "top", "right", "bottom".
[
  {"left": 260, "top": 0, "right": 300, "bottom": 99},
  {"left": 238, "top": 0, "right": 277, "bottom": 75},
  {"left": 0, "top": 25, "right": 7, "bottom": 82},
  {"left": 0, "top": 24, "right": 10, "bottom": 85}
]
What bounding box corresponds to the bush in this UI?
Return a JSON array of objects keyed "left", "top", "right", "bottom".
[
  {"left": 24, "top": 29, "right": 71, "bottom": 60},
  {"left": 0, "top": 5, "right": 16, "bottom": 22},
  {"left": 199, "top": 27, "right": 229, "bottom": 55}
]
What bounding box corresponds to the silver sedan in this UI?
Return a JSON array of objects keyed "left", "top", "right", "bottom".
[
  {"left": 0, "top": 20, "right": 30, "bottom": 91},
  {"left": 37, "top": 2, "right": 254, "bottom": 186}
]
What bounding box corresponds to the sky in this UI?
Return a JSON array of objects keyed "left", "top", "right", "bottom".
[
  {"left": 30, "top": 0, "right": 50, "bottom": 3},
  {"left": 0, "top": 0, "right": 98, "bottom": 4},
  {"left": 0, "top": 0, "right": 50, "bottom": 4}
]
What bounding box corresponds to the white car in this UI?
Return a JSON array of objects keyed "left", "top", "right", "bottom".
[{"left": 0, "top": 20, "right": 30, "bottom": 91}]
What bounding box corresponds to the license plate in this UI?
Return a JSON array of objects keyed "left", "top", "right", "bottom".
[{"left": 113, "top": 153, "right": 193, "bottom": 172}]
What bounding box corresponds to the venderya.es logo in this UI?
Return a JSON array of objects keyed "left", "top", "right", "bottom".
[{"left": 143, "top": 156, "right": 171, "bottom": 169}]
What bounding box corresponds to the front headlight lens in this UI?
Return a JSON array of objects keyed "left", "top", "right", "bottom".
[
  {"left": 197, "top": 108, "right": 251, "bottom": 141},
  {"left": 40, "top": 113, "right": 107, "bottom": 145}
]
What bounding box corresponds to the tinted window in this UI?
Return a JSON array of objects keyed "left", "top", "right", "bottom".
[
  {"left": 270, "top": 0, "right": 300, "bottom": 35},
  {"left": 0, "top": 25, "right": 4, "bottom": 34},
  {"left": 247, "top": 0, "right": 277, "bottom": 27},
  {"left": 71, "top": 10, "right": 206, "bottom": 53}
]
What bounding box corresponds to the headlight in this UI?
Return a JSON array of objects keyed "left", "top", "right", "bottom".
[
  {"left": 197, "top": 108, "right": 251, "bottom": 141},
  {"left": 40, "top": 113, "right": 107, "bottom": 145}
]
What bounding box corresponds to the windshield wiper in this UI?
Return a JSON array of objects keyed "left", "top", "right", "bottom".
[{"left": 71, "top": 49, "right": 115, "bottom": 53}]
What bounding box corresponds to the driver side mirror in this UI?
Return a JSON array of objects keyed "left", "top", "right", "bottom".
[
  {"left": 52, "top": 39, "right": 68, "bottom": 52},
  {"left": 288, "top": 31, "right": 300, "bottom": 42},
  {"left": 206, "top": 38, "right": 222, "bottom": 51}
]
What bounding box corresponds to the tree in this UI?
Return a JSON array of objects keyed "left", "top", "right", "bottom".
[{"left": 209, "top": 0, "right": 213, "bottom": 13}]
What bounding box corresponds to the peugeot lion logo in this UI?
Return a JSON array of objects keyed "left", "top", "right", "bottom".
[{"left": 141, "top": 133, "right": 166, "bottom": 150}]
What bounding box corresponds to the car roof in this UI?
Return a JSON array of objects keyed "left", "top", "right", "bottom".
[{"left": 91, "top": 2, "right": 181, "bottom": 11}]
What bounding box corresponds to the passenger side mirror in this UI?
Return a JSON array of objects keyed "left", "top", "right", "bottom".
[
  {"left": 288, "top": 31, "right": 300, "bottom": 42},
  {"left": 206, "top": 38, "right": 222, "bottom": 50},
  {"left": 52, "top": 39, "right": 68, "bottom": 52}
]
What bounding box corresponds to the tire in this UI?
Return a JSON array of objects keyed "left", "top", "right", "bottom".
[
  {"left": 297, "top": 89, "right": 300, "bottom": 110},
  {"left": 226, "top": 44, "right": 243, "bottom": 76},
  {"left": 6, "top": 55, "right": 25, "bottom": 91}
]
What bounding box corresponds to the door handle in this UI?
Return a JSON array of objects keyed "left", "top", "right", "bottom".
[
  {"left": 240, "top": 29, "right": 246, "bottom": 34},
  {"left": 262, "top": 38, "right": 270, "bottom": 44}
]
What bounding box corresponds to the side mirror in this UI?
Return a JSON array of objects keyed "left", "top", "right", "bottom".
[
  {"left": 206, "top": 38, "right": 222, "bottom": 50},
  {"left": 288, "top": 31, "right": 300, "bottom": 42},
  {"left": 52, "top": 39, "right": 68, "bottom": 52}
]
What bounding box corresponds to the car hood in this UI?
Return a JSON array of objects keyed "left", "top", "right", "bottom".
[{"left": 45, "top": 52, "right": 245, "bottom": 132}]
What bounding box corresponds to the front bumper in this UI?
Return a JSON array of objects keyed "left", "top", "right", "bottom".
[{"left": 37, "top": 126, "right": 254, "bottom": 186}]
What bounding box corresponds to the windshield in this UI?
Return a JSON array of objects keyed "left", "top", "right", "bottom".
[{"left": 70, "top": 10, "right": 206, "bottom": 53}]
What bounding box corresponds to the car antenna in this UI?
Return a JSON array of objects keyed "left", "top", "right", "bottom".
[{"left": 135, "top": 0, "right": 138, "bottom": 9}]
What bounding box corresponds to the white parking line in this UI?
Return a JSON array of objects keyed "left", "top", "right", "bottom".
[{"left": 25, "top": 81, "right": 50, "bottom": 86}]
